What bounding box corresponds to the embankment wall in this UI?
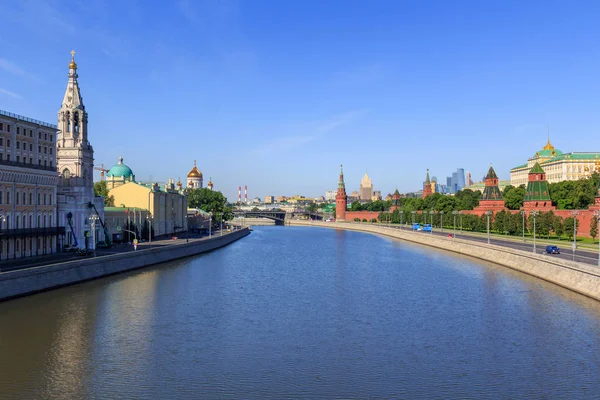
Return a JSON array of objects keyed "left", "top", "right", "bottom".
[{"left": 0, "top": 228, "right": 250, "bottom": 302}]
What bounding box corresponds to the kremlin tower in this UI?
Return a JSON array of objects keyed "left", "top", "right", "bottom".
[
  {"left": 335, "top": 165, "right": 347, "bottom": 221},
  {"left": 422, "top": 169, "right": 432, "bottom": 198},
  {"left": 523, "top": 162, "right": 555, "bottom": 211}
]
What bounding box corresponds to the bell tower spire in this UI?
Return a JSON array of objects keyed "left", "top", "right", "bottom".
[{"left": 336, "top": 164, "right": 347, "bottom": 221}]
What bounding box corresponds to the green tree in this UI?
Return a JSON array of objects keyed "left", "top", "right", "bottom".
[
  {"left": 188, "top": 188, "right": 233, "bottom": 221},
  {"left": 94, "top": 181, "right": 115, "bottom": 207},
  {"left": 563, "top": 217, "right": 579, "bottom": 241},
  {"left": 590, "top": 215, "right": 598, "bottom": 243},
  {"left": 353, "top": 217, "right": 360, "bottom": 222},
  {"left": 350, "top": 201, "right": 363, "bottom": 211},
  {"left": 553, "top": 216, "right": 564, "bottom": 240},
  {"left": 502, "top": 185, "right": 515, "bottom": 197},
  {"left": 454, "top": 189, "right": 481, "bottom": 210},
  {"left": 503, "top": 186, "right": 526, "bottom": 210},
  {"left": 306, "top": 203, "right": 318, "bottom": 212}
]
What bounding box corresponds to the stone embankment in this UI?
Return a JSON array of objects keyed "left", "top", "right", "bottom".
[
  {"left": 291, "top": 221, "right": 600, "bottom": 301},
  {"left": 0, "top": 228, "right": 250, "bottom": 302}
]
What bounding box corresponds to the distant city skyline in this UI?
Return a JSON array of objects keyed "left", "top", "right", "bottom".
[{"left": 2, "top": 1, "right": 600, "bottom": 201}]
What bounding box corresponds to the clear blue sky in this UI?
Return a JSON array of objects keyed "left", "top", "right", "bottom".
[{"left": 2, "top": 0, "right": 600, "bottom": 201}]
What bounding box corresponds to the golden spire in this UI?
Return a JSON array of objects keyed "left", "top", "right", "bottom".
[
  {"left": 542, "top": 125, "right": 554, "bottom": 150},
  {"left": 69, "top": 49, "right": 77, "bottom": 70}
]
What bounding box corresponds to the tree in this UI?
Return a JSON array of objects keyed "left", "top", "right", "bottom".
[
  {"left": 350, "top": 201, "right": 363, "bottom": 211},
  {"left": 503, "top": 186, "right": 526, "bottom": 210},
  {"left": 553, "top": 216, "right": 564, "bottom": 240},
  {"left": 454, "top": 189, "right": 481, "bottom": 210},
  {"left": 188, "top": 188, "right": 233, "bottom": 221},
  {"left": 590, "top": 215, "right": 598, "bottom": 243},
  {"left": 94, "top": 181, "right": 115, "bottom": 207},
  {"left": 306, "top": 203, "right": 318, "bottom": 212},
  {"left": 354, "top": 217, "right": 360, "bottom": 222},
  {"left": 563, "top": 217, "right": 578, "bottom": 241}
]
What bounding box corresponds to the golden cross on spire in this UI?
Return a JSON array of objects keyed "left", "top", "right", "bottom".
[
  {"left": 71, "top": 49, "right": 75, "bottom": 59},
  {"left": 194, "top": 159, "right": 196, "bottom": 166}
]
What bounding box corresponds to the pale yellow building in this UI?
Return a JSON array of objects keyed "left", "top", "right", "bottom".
[
  {"left": 510, "top": 140, "right": 600, "bottom": 186},
  {"left": 109, "top": 180, "right": 187, "bottom": 237}
]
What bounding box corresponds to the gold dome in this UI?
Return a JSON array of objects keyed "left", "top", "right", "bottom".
[
  {"left": 69, "top": 50, "right": 77, "bottom": 70},
  {"left": 187, "top": 160, "right": 203, "bottom": 178},
  {"left": 542, "top": 139, "right": 554, "bottom": 151}
]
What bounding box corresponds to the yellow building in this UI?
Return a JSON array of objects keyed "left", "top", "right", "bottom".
[
  {"left": 109, "top": 180, "right": 187, "bottom": 237},
  {"left": 510, "top": 140, "right": 600, "bottom": 186}
]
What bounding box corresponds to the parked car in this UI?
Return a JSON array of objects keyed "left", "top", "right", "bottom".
[
  {"left": 96, "top": 241, "right": 109, "bottom": 248},
  {"left": 545, "top": 245, "right": 560, "bottom": 254}
]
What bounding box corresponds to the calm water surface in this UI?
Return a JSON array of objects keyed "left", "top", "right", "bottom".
[{"left": 1, "top": 226, "right": 600, "bottom": 399}]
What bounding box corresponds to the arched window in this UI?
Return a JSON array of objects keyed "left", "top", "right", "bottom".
[
  {"left": 37, "top": 215, "right": 41, "bottom": 227},
  {"left": 43, "top": 215, "right": 47, "bottom": 228},
  {"left": 74, "top": 112, "right": 79, "bottom": 133},
  {"left": 62, "top": 169, "right": 71, "bottom": 187},
  {"left": 22, "top": 215, "right": 26, "bottom": 228}
]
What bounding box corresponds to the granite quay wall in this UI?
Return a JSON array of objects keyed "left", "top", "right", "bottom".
[
  {"left": 290, "top": 221, "right": 600, "bottom": 302},
  {"left": 0, "top": 228, "right": 250, "bottom": 302}
]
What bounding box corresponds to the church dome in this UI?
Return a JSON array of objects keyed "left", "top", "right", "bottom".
[
  {"left": 535, "top": 140, "right": 563, "bottom": 158},
  {"left": 187, "top": 160, "right": 203, "bottom": 179},
  {"left": 107, "top": 156, "right": 134, "bottom": 179}
]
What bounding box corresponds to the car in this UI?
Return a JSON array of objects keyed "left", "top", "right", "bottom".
[{"left": 545, "top": 245, "right": 560, "bottom": 254}]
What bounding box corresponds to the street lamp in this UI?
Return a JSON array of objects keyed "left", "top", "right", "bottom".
[
  {"left": 594, "top": 210, "right": 600, "bottom": 267},
  {"left": 411, "top": 210, "right": 416, "bottom": 225},
  {"left": 485, "top": 211, "right": 492, "bottom": 244},
  {"left": 440, "top": 211, "right": 444, "bottom": 232},
  {"left": 520, "top": 210, "right": 526, "bottom": 243},
  {"left": 459, "top": 211, "right": 463, "bottom": 235},
  {"left": 452, "top": 210, "right": 458, "bottom": 237},
  {"left": 399, "top": 211, "right": 404, "bottom": 230},
  {"left": 146, "top": 214, "right": 153, "bottom": 245},
  {"left": 209, "top": 214, "right": 212, "bottom": 237},
  {"left": 89, "top": 214, "right": 99, "bottom": 253},
  {"left": 571, "top": 210, "right": 579, "bottom": 262},
  {"left": 531, "top": 210, "right": 539, "bottom": 254},
  {"left": 429, "top": 210, "right": 434, "bottom": 234}
]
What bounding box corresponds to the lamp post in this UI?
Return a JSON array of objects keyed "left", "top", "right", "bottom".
[
  {"left": 147, "top": 214, "right": 153, "bottom": 245},
  {"left": 485, "top": 211, "right": 492, "bottom": 244},
  {"left": 429, "top": 210, "right": 434, "bottom": 234},
  {"left": 209, "top": 215, "right": 212, "bottom": 237},
  {"left": 0, "top": 213, "right": 5, "bottom": 262},
  {"left": 571, "top": 210, "right": 579, "bottom": 262},
  {"left": 399, "top": 211, "right": 404, "bottom": 230},
  {"left": 459, "top": 211, "right": 463, "bottom": 235},
  {"left": 89, "top": 214, "right": 99, "bottom": 254},
  {"left": 440, "top": 211, "right": 444, "bottom": 232},
  {"left": 411, "top": 210, "right": 416, "bottom": 225},
  {"left": 520, "top": 210, "right": 526, "bottom": 243},
  {"left": 594, "top": 210, "right": 600, "bottom": 267},
  {"left": 452, "top": 210, "right": 458, "bottom": 237},
  {"left": 531, "top": 210, "right": 539, "bottom": 254},
  {"left": 67, "top": 212, "right": 73, "bottom": 247}
]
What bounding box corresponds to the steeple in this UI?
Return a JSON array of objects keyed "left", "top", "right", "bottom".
[
  {"left": 422, "top": 169, "right": 433, "bottom": 198},
  {"left": 425, "top": 168, "right": 431, "bottom": 184},
  {"left": 338, "top": 164, "right": 346, "bottom": 190},
  {"left": 62, "top": 50, "right": 84, "bottom": 111}
]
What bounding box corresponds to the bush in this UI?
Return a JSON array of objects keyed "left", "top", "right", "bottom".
[
  {"left": 354, "top": 217, "right": 360, "bottom": 222},
  {"left": 362, "top": 219, "right": 368, "bottom": 222},
  {"left": 370, "top": 218, "right": 377, "bottom": 223}
]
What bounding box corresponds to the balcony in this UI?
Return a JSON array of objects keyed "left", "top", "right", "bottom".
[
  {"left": 0, "top": 227, "right": 66, "bottom": 238},
  {"left": 0, "top": 159, "right": 57, "bottom": 173}
]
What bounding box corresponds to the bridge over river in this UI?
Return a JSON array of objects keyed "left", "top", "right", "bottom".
[{"left": 234, "top": 209, "right": 333, "bottom": 224}]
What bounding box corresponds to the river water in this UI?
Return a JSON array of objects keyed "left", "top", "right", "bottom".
[{"left": 1, "top": 226, "right": 600, "bottom": 399}]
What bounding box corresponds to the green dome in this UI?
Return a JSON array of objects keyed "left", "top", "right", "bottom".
[
  {"left": 107, "top": 156, "right": 134, "bottom": 179},
  {"left": 535, "top": 140, "right": 563, "bottom": 158}
]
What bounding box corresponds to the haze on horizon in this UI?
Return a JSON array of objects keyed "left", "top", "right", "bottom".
[{"left": 1, "top": 0, "right": 600, "bottom": 201}]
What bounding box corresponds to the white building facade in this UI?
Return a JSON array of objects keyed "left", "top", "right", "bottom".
[{"left": 56, "top": 51, "right": 104, "bottom": 249}]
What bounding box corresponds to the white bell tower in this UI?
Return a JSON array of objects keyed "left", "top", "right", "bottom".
[{"left": 56, "top": 50, "right": 103, "bottom": 249}]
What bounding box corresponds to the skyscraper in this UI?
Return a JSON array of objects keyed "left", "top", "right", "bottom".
[{"left": 359, "top": 172, "right": 372, "bottom": 201}]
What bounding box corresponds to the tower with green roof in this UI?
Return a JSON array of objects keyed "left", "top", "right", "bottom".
[
  {"left": 523, "top": 162, "right": 555, "bottom": 211},
  {"left": 422, "top": 169, "right": 432, "bottom": 198},
  {"left": 390, "top": 188, "right": 402, "bottom": 211},
  {"left": 474, "top": 164, "right": 507, "bottom": 212},
  {"left": 335, "top": 165, "right": 347, "bottom": 221}
]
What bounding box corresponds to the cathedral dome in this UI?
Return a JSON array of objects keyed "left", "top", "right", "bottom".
[
  {"left": 187, "top": 161, "right": 203, "bottom": 179},
  {"left": 107, "top": 156, "right": 134, "bottom": 179}
]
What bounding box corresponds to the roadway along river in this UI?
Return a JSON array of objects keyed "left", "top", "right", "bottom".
[{"left": 1, "top": 226, "right": 600, "bottom": 399}]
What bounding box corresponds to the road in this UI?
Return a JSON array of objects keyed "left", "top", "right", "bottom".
[{"left": 376, "top": 223, "right": 600, "bottom": 267}]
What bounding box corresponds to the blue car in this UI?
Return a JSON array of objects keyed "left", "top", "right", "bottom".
[{"left": 545, "top": 245, "right": 560, "bottom": 254}]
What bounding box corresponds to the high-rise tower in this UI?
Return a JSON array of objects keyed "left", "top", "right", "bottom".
[
  {"left": 422, "top": 169, "right": 432, "bottom": 198},
  {"left": 336, "top": 165, "right": 347, "bottom": 221},
  {"left": 56, "top": 50, "right": 104, "bottom": 248}
]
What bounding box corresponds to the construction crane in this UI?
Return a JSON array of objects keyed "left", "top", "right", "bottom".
[{"left": 94, "top": 163, "right": 109, "bottom": 181}]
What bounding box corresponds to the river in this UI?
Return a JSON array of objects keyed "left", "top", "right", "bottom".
[{"left": 1, "top": 226, "right": 600, "bottom": 399}]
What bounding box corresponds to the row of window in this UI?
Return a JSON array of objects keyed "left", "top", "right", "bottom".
[
  {"left": 0, "top": 123, "right": 54, "bottom": 141},
  {"left": 1, "top": 237, "right": 54, "bottom": 257},
  {"left": 0, "top": 153, "right": 53, "bottom": 167},
  {"left": 0, "top": 138, "right": 54, "bottom": 154},
  {"left": 0, "top": 214, "right": 53, "bottom": 229},
  {"left": 0, "top": 190, "right": 53, "bottom": 206}
]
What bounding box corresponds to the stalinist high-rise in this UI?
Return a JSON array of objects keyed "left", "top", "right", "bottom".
[{"left": 56, "top": 51, "right": 104, "bottom": 248}]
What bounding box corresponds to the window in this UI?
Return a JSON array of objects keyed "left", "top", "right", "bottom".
[
  {"left": 22, "top": 192, "right": 25, "bottom": 205},
  {"left": 50, "top": 148, "right": 53, "bottom": 155},
  {"left": 30, "top": 130, "right": 33, "bottom": 137},
  {"left": 49, "top": 215, "right": 52, "bottom": 226},
  {"left": 0, "top": 154, "right": 3, "bottom": 160},
  {"left": 50, "top": 134, "right": 53, "bottom": 141},
  {"left": 7, "top": 154, "right": 10, "bottom": 161},
  {"left": 7, "top": 124, "right": 10, "bottom": 132},
  {"left": 16, "top": 191, "right": 19, "bottom": 205},
  {"left": 38, "top": 132, "right": 41, "bottom": 139},
  {"left": 38, "top": 159, "right": 41, "bottom": 165},
  {"left": 0, "top": 190, "right": 3, "bottom": 204},
  {"left": 44, "top": 146, "right": 47, "bottom": 154},
  {"left": 38, "top": 145, "right": 41, "bottom": 152},
  {"left": 29, "top": 193, "right": 32, "bottom": 204},
  {"left": 49, "top": 160, "right": 52, "bottom": 167},
  {"left": 15, "top": 216, "right": 19, "bottom": 228},
  {"left": 22, "top": 215, "right": 26, "bottom": 228},
  {"left": 29, "top": 215, "right": 32, "bottom": 227},
  {"left": 16, "top": 156, "right": 20, "bottom": 163},
  {"left": 16, "top": 142, "right": 20, "bottom": 149},
  {"left": 44, "top": 133, "right": 47, "bottom": 140},
  {"left": 30, "top": 158, "right": 33, "bottom": 164},
  {"left": 29, "top": 143, "right": 32, "bottom": 151},
  {"left": 0, "top": 138, "right": 3, "bottom": 146},
  {"left": 37, "top": 193, "right": 40, "bottom": 205},
  {"left": 37, "top": 215, "right": 41, "bottom": 227},
  {"left": 44, "top": 160, "right": 47, "bottom": 167},
  {"left": 0, "top": 123, "right": 3, "bottom": 130},
  {"left": 7, "top": 192, "right": 10, "bottom": 204},
  {"left": 43, "top": 194, "right": 46, "bottom": 205},
  {"left": 49, "top": 194, "right": 52, "bottom": 204},
  {"left": 7, "top": 139, "right": 10, "bottom": 146},
  {"left": 16, "top": 127, "right": 20, "bottom": 134}
]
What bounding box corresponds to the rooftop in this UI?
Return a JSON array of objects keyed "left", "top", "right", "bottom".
[{"left": 0, "top": 109, "right": 57, "bottom": 129}]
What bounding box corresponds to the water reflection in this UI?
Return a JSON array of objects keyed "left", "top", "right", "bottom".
[{"left": 1, "top": 226, "right": 600, "bottom": 399}]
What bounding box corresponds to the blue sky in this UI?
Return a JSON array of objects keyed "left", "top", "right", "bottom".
[{"left": 1, "top": 0, "right": 600, "bottom": 201}]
